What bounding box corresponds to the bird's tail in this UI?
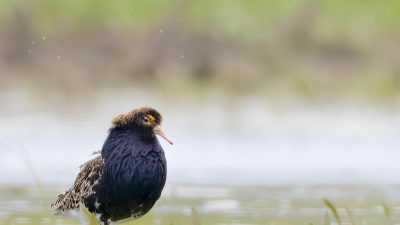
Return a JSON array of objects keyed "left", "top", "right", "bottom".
[{"left": 50, "top": 189, "right": 80, "bottom": 213}]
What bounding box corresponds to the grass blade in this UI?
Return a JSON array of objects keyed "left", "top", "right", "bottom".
[
  {"left": 324, "top": 198, "right": 341, "bottom": 225},
  {"left": 325, "top": 211, "right": 330, "bottom": 225},
  {"left": 383, "top": 204, "right": 393, "bottom": 225},
  {"left": 191, "top": 207, "right": 201, "bottom": 225},
  {"left": 345, "top": 207, "right": 356, "bottom": 225}
]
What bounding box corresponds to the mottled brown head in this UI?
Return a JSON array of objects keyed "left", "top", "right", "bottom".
[{"left": 112, "top": 107, "right": 173, "bottom": 145}]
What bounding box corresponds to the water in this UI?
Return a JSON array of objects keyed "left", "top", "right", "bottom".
[
  {"left": 1, "top": 185, "right": 400, "bottom": 225},
  {"left": 0, "top": 100, "right": 399, "bottom": 186},
  {"left": 1, "top": 93, "right": 400, "bottom": 224}
]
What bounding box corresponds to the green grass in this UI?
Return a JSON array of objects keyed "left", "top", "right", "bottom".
[
  {"left": 2, "top": 0, "right": 398, "bottom": 35},
  {"left": 0, "top": 185, "right": 399, "bottom": 225}
]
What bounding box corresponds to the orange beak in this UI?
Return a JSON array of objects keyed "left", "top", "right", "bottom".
[{"left": 153, "top": 125, "right": 173, "bottom": 145}]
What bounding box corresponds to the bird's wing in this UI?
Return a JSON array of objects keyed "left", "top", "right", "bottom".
[{"left": 51, "top": 155, "right": 104, "bottom": 212}]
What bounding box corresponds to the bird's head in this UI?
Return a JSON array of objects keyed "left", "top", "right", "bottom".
[{"left": 111, "top": 107, "right": 173, "bottom": 145}]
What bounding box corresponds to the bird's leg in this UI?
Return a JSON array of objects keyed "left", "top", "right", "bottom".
[{"left": 79, "top": 202, "right": 100, "bottom": 225}]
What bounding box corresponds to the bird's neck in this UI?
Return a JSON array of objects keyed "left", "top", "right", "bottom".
[{"left": 101, "top": 127, "right": 157, "bottom": 159}]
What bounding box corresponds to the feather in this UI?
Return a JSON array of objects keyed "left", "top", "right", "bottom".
[{"left": 51, "top": 156, "right": 104, "bottom": 211}]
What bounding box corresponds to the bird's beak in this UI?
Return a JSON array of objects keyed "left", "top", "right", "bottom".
[{"left": 153, "top": 125, "right": 173, "bottom": 145}]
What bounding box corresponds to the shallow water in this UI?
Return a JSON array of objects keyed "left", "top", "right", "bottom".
[
  {"left": 1, "top": 101, "right": 400, "bottom": 186},
  {"left": 1, "top": 185, "right": 400, "bottom": 225},
  {"left": 1, "top": 94, "right": 400, "bottom": 224}
]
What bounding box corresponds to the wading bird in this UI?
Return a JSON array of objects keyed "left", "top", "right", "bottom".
[{"left": 51, "top": 107, "right": 173, "bottom": 225}]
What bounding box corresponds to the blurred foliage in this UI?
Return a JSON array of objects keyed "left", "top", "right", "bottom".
[{"left": 0, "top": 0, "right": 399, "bottom": 106}]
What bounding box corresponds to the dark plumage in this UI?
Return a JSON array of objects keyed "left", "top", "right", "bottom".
[{"left": 51, "top": 107, "right": 173, "bottom": 224}]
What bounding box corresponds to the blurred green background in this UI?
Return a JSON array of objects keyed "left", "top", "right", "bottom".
[
  {"left": 1, "top": 1, "right": 400, "bottom": 225},
  {"left": 1, "top": 0, "right": 400, "bottom": 111}
]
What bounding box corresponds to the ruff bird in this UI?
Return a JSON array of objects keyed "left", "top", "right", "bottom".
[{"left": 51, "top": 107, "right": 173, "bottom": 224}]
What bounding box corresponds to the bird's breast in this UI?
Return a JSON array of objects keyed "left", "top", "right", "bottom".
[{"left": 105, "top": 149, "right": 166, "bottom": 201}]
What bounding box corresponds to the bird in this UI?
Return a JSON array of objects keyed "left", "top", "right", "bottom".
[{"left": 51, "top": 107, "right": 173, "bottom": 225}]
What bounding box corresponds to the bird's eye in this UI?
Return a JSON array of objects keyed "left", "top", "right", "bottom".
[{"left": 143, "top": 117, "right": 150, "bottom": 123}]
